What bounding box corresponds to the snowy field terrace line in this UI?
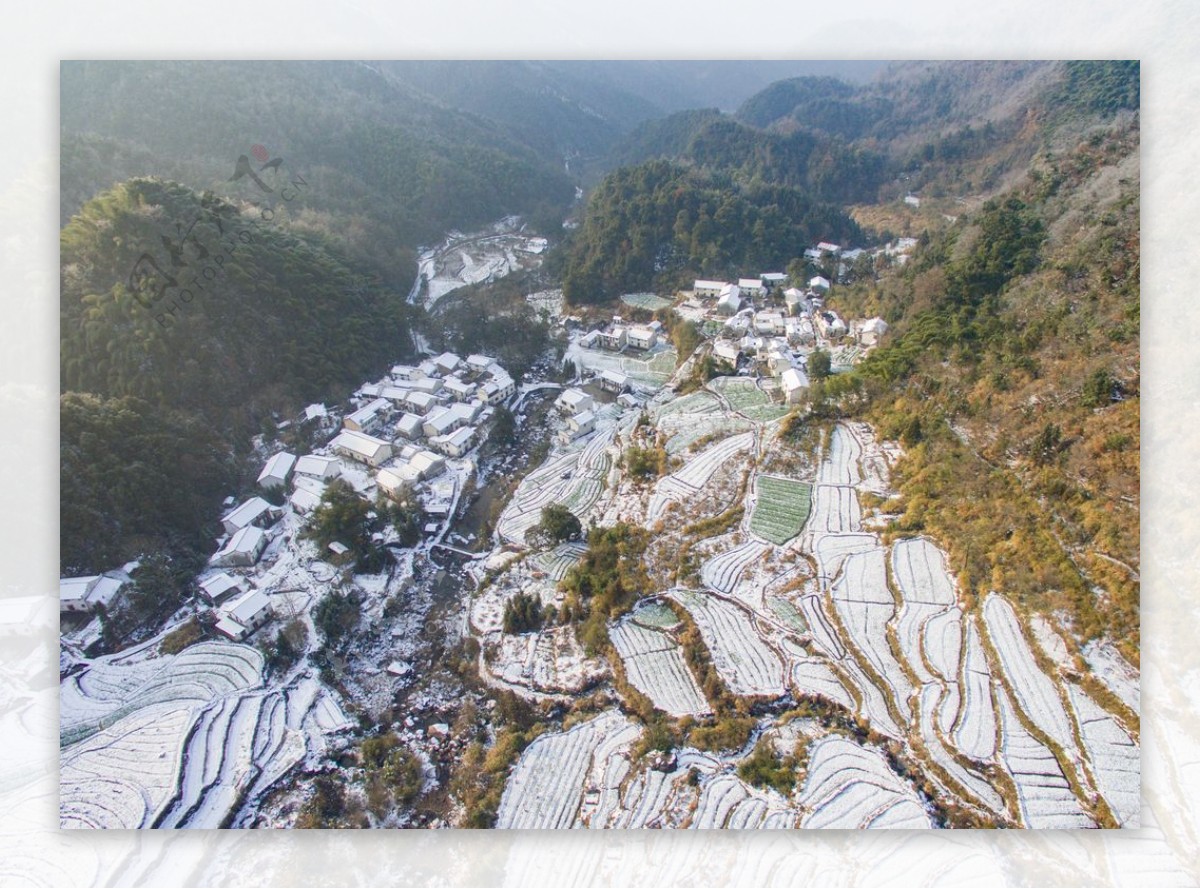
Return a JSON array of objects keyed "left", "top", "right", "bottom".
[
  {"left": 669, "top": 589, "right": 787, "bottom": 698},
  {"left": 609, "top": 619, "right": 710, "bottom": 718},
  {"left": 797, "top": 735, "right": 932, "bottom": 829}
]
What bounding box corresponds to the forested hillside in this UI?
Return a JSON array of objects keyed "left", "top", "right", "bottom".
[
  {"left": 560, "top": 160, "right": 862, "bottom": 304},
  {"left": 806, "top": 65, "right": 1141, "bottom": 658},
  {"left": 60, "top": 178, "right": 418, "bottom": 573}
]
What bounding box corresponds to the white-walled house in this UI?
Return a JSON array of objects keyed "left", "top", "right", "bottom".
[
  {"left": 434, "top": 352, "right": 462, "bottom": 375},
  {"left": 59, "top": 574, "right": 127, "bottom": 614},
  {"left": 556, "top": 388, "right": 593, "bottom": 415},
  {"left": 713, "top": 340, "right": 742, "bottom": 366},
  {"left": 294, "top": 454, "right": 340, "bottom": 480},
  {"left": 332, "top": 430, "right": 393, "bottom": 467},
  {"left": 211, "top": 526, "right": 267, "bottom": 568},
  {"left": 781, "top": 367, "right": 810, "bottom": 404},
  {"left": 717, "top": 284, "right": 742, "bottom": 316},
  {"left": 257, "top": 452, "right": 296, "bottom": 490},
  {"left": 432, "top": 425, "right": 476, "bottom": 458},
  {"left": 394, "top": 412, "right": 425, "bottom": 440},
  {"left": 860, "top": 317, "right": 889, "bottom": 346},
  {"left": 626, "top": 325, "right": 658, "bottom": 351},
  {"left": 809, "top": 275, "right": 832, "bottom": 293},
  {"left": 693, "top": 279, "right": 727, "bottom": 298},
  {"left": 215, "top": 588, "right": 273, "bottom": 641},
  {"left": 198, "top": 572, "right": 245, "bottom": 606},
  {"left": 599, "top": 369, "right": 629, "bottom": 393},
  {"left": 343, "top": 397, "right": 391, "bottom": 434},
  {"left": 738, "top": 278, "right": 766, "bottom": 298},
  {"left": 222, "top": 497, "right": 280, "bottom": 536}
]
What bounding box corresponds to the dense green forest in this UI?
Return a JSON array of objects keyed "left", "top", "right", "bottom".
[
  {"left": 60, "top": 178, "right": 418, "bottom": 573},
  {"left": 560, "top": 160, "right": 862, "bottom": 304}
]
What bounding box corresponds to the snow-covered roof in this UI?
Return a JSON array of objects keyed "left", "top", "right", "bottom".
[
  {"left": 59, "top": 576, "right": 97, "bottom": 606},
  {"left": 404, "top": 391, "right": 438, "bottom": 412},
  {"left": 332, "top": 430, "right": 392, "bottom": 461},
  {"left": 600, "top": 369, "right": 628, "bottom": 386},
  {"left": 713, "top": 341, "right": 742, "bottom": 362},
  {"left": 693, "top": 279, "right": 727, "bottom": 291},
  {"left": 295, "top": 454, "right": 338, "bottom": 478},
  {"left": 395, "top": 413, "right": 425, "bottom": 436},
  {"left": 434, "top": 352, "right": 461, "bottom": 372},
  {"left": 809, "top": 276, "right": 831, "bottom": 290},
  {"left": 303, "top": 403, "right": 327, "bottom": 421},
  {"left": 444, "top": 426, "right": 475, "bottom": 448},
  {"left": 817, "top": 241, "right": 841, "bottom": 253},
  {"left": 572, "top": 409, "right": 595, "bottom": 428},
  {"left": 558, "top": 388, "right": 591, "bottom": 410},
  {"left": 376, "top": 467, "right": 412, "bottom": 493},
  {"left": 466, "top": 354, "right": 495, "bottom": 370},
  {"left": 761, "top": 272, "right": 787, "bottom": 282},
  {"left": 781, "top": 367, "right": 810, "bottom": 391},
  {"left": 411, "top": 450, "right": 445, "bottom": 474},
  {"left": 223, "top": 497, "right": 275, "bottom": 531},
  {"left": 738, "top": 278, "right": 764, "bottom": 290},
  {"left": 257, "top": 451, "right": 296, "bottom": 485},
  {"left": 289, "top": 488, "right": 322, "bottom": 513},
  {"left": 863, "top": 317, "right": 889, "bottom": 334},
  {"left": 221, "top": 588, "right": 271, "bottom": 625},
  {"left": 345, "top": 397, "right": 390, "bottom": 427},
  {"left": 199, "top": 572, "right": 242, "bottom": 600}
]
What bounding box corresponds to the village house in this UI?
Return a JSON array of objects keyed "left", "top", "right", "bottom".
[
  {"left": 713, "top": 340, "right": 742, "bottom": 367},
  {"left": 303, "top": 403, "right": 327, "bottom": 422},
  {"left": 294, "top": 454, "right": 340, "bottom": 480},
  {"left": 760, "top": 272, "right": 787, "bottom": 291},
  {"left": 785, "top": 316, "right": 816, "bottom": 346},
  {"left": 411, "top": 377, "right": 444, "bottom": 396},
  {"left": 410, "top": 450, "right": 447, "bottom": 480},
  {"left": 816, "top": 241, "right": 841, "bottom": 254},
  {"left": 556, "top": 388, "right": 593, "bottom": 415},
  {"left": 815, "top": 310, "right": 848, "bottom": 341},
  {"left": 859, "top": 317, "right": 889, "bottom": 346},
  {"left": 781, "top": 367, "right": 811, "bottom": 405},
  {"left": 754, "top": 311, "right": 786, "bottom": 336},
  {"left": 289, "top": 487, "right": 323, "bottom": 514},
  {"left": 565, "top": 409, "right": 594, "bottom": 440},
  {"left": 693, "top": 279, "right": 727, "bottom": 298},
  {"left": 221, "top": 497, "right": 280, "bottom": 536},
  {"left": 403, "top": 390, "right": 439, "bottom": 415},
  {"left": 422, "top": 406, "right": 460, "bottom": 439},
  {"left": 783, "top": 287, "right": 807, "bottom": 315},
  {"left": 465, "top": 354, "right": 495, "bottom": 375},
  {"left": 390, "top": 364, "right": 417, "bottom": 380},
  {"left": 376, "top": 466, "right": 415, "bottom": 498},
  {"left": 761, "top": 340, "right": 793, "bottom": 377},
  {"left": 598, "top": 369, "right": 629, "bottom": 393},
  {"left": 716, "top": 284, "right": 742, "bottom": 316},
  {"left": 432, "top": 425, "right": 476, "bottom": 458},
  {"left": 809, "top": 275, "right": 831, "bottom": 294},
  {"left": 738, "top": 277, "right": 766, "bottom": 299},
  {"left": 416, "top": 359, "right": 440, "bottom": 379},
  {"left": 59, "top": 574, "right": 127, "bottom": 615},
  {"left": 214, "top": 588, "right": 273, "bottom": 641},
  {"left": 378, "top": 384, "right": 415, "bottom": 403},
  {"left": 343, "top": 397, "right": 391, "bottom": 434},
  {"left": 442, "top": 378, "right": 475, "bottom": 402},
  {"left": 434, "top": 352, "right": 462, "bottom": 375},
  {"left": 597, "top": 325, "right": 628, "bottom": 351},
  {"left": 210, "top": 525, "right": 267, "bottom": 568},
  {"left": 198, "top": 572, "right": 245, "bottom": 606},
  {"left": 257, "top": 452, "right": 296, "bottom": 491},
  {"left": 481, "top": 373, "right": 515, "bottom": 404},
  {"left": 393, "top": 412, "right": 425, "bottom": 441},
  {"left": 331, "top": 429, "right": 393, "bottom": 467},
  {"left": 626, "top": 325, "right": 658, "bottom": 351}
]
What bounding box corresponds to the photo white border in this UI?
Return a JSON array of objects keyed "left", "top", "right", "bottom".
[{"left": 2, "top": 1, "right": 1197, "bottom": 884}]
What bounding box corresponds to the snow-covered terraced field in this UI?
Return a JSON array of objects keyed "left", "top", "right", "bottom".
[
  {"left": 662, "top": 415, "right": 753, "bottom": 455},
  {"left": 1068, "top": 685, "right": 1140, "bottom": 826},
  {"left": 495, "top": 429, "right": 614, "bottom": 544},
  {"left": 997, "top": 691, "right": 1093, "bottom": 828},
  {"left": 648, "top": 432, "right": 754, "bottom": 521},
  {"left": 61, "top": 642, "right": 264, "bottom": 744},
  {"left": 818, "top": 424, "right": 863, "bottom": 487},
  {"left": 690, "top": 773, "right": 796, "bottom": 828},
  {"left": 983, "top": 595, "right": 1078, "bottom": 755},
  {"left": 749, "top": 476, "right": 813, "bottom": 545},
  {"left": 700, "top": 540, "right": 769, "bottom": 595},
  {"left": 491, "top": 626, "right": 607, "bottom": 695},
  {"left": 812, "top": 533, "right": 879, "bottom": 582},
  {"left": 532, "top": 542, "right": 588, "bottom": 581},
  {"left": 496, "top": 710, "right": 640, "bottom": 829},
  {"left": 917, "top": 683, "right": 1004, "bottom": 812},
  {"left": 60, "top": 704, "right": 193, "bottom": 829},
  {"left": 671, "top": 589, "right": 787, "bottom": 698},
  {"left": 610, "top": 619, "right": 710, "bottom": 718},
  {"left": 805, "top": 485, "right": 862, "bottom": 536},
  {"left": 798, "top": 735, "right": 931, "bottom": 829},
  {"left": 790, "top": 657, "right": 855, "bottom": 710},
  {"left": 830, "top": 550, "right": 912, "bottom": 719},
  {"left": 953, "top": 621, "right": 997, "bottom": 762},
  {"left": 1082, "top": 641, "right": 1140, "bottom": 713}
]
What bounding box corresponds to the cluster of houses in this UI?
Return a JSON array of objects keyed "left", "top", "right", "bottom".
[
  {"left": 580, "top": 318, "right": 662, "bottom": 354},
  {"left": 61, "top": 351, "right": 515, "bottom": 648}
]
